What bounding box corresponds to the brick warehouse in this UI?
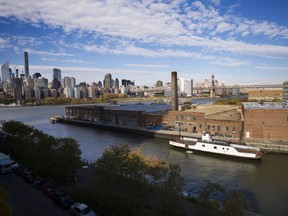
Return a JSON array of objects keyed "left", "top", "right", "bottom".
[
  {"left": 65, "top": 104, "right": 244, "bottom": 139},
  {"left": 243, "top": 102, "right": 288, "bottom": 141}
]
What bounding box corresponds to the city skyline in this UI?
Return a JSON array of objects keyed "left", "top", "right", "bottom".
[{"left": 0, "top": 0, "right": 287, "bottom": 86}]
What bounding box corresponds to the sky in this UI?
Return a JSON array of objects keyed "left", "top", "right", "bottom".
[{"left": 0, "top": 0, "right": 288, "bottom": 87}]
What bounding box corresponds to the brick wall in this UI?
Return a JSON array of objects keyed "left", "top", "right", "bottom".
[{"left": 244, "top": 109, "right": 288, "bottom": 140}]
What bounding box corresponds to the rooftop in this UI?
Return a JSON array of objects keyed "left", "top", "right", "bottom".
[
  {"left": 243, "top": 102, "right": 288, "bottom": 110},
  {"left": 185, "top": 105, "right": 237, "bottom": 115},
  {"left": 104, "top": 103, "right": 171, "bottom": 113}
]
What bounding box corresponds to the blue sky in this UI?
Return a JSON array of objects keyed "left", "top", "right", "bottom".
[{"left": 0, "top": 0, "right": 287, "bottom": 86}]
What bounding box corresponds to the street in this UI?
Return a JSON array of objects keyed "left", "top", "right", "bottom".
[{"left": 0, "top": 172, "right": 70, "bottom": 216}]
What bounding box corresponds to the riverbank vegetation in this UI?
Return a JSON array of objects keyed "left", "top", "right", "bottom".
[
  {"left": 2, "top": 121, "right": 82, "bottom": 184},
  {"left": 214, "top": 98, "right": 247, "bottom": 106}
]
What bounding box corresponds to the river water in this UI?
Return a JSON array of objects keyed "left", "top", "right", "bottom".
[{"left": 1, "top": 101, "right": 287, "bottom": 216}]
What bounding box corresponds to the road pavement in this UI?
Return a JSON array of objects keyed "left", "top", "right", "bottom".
[{"left": 0, "top": 172, "right": 70, "bottom": 216}]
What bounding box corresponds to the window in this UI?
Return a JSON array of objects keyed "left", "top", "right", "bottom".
[
  {"left": 217, "top": 126, "right": 221, "bottom": 131},
  {"left": 212, "top": 125, "right": 215, "bottom": 130},
  {"left": 193, "top": 116, "right": 196, "bottom": 121},
  {"left": 181, "top": 116, "right": 184, "bottom": 121},
  {"left": 208, "top": 125, "right": 211, "bottom": 130},
  {"left": 232, "top": 127, "right": 236, "bottom": 133},
  {"left": 187, "top": 116, "right": 190, "bottom": 121},
  {"left": 176, "top": 115, "right": 178, "bottom": 120},
  {"left": 199, "top": 124, "right": 202, "bottom": 129},
  {"left": 226, "top": 126, "right": 229, "bottom": 132}
]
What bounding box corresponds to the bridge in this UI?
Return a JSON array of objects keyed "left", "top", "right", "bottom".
[{"left": 128, "top": 83, "right": 283, "bottom": 94}]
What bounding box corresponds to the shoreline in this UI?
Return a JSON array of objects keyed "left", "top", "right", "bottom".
[{"left": 59, "top": 118, "right": 288, "bottom": 154}]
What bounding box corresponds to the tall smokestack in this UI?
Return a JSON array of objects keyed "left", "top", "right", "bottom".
[
  {"left": 171, "top": 71, "right": 178, "bottom": 111},
  {"left": 24, "top": 51, "right": 29, "bottom": 79}
]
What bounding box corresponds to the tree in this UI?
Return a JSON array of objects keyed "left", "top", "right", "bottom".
[{"left": 2, "top": 121, "right": 82, "bottom": 184}]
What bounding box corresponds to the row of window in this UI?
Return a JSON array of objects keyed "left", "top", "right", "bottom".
[
  {"left": 176, "top": 115, "right": 197, "bottom": 121},
  {"left": 207, "top": 125, "right": 236, "bottom": 132},
  {"left": 202, "top": 144, "right": 229, "bottom": 150}
]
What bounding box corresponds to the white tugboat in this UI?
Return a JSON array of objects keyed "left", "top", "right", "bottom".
[{"left": 169, "top": 132, "right": 262, "bottom": 159}]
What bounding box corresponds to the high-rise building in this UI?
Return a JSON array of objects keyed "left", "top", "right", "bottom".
[
  {"left": 283, "top": 81, "right": 288, "bottom": 101},
  {"left": 52, "top": 68, "right": 61, "bottom": 82},
  {"left": 0, "top": 61, "right": 9, "bottom": 82},
  {"left": 33, "top": 73, "right": 41, "bottom": 79},
  {"left": 178, "top": 78, "right": 193, "bottom": 97},
  {"left": 104, "top": 73, "right": 112, "bottom": 89},
  {"left": 122, "top": 79, "right": 134, "bottom": 87},
  {"left": 24, "top": 52, "right": 29, "bottom": 79},
  {"left": 114, "top": 78, "right": 119, "bottom": 89},
  {"left": 62, "top": 76, "right": 76, "bottom": 88}
]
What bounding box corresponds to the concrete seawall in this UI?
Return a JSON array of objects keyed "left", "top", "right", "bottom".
[{"left": 60, "top": 119, "right": 288, "bottom": 154}]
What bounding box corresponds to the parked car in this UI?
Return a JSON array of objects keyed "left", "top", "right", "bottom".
[
  {"left": 53, "top": 191, "right": 74, "bottom": 209},
  {"left": 41, "top": 183, "right": 56, "bottom": 199},
  {"left": 12, "top": 164, "right": 24, "bottom": 176},
  {"left": 70, "top": 203, "right": 97, "bottom": 216},
  {"left": 22, "top": 169, "right": 36, "bottom": 184}
]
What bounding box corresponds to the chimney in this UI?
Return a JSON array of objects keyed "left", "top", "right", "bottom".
[{"left": 171, "top": 71, "right": 178, "bottom": 111}]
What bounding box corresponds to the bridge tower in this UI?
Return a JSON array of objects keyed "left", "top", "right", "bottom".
[{"left": 210, "top": 74, "right": 216, "bottom": 98}]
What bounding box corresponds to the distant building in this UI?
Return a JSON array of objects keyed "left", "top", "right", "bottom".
[
  {"left": 114, "top": 78, "right": 119, "bottom": 89},
  {"left": 97, "top": 81, "right": 102, "bottom": 88},
  {"left": 64, "top": 87, "right": 75, "bottom": 98},
  {"left": 122, "top": 79, "right": 134, "bottom": 87},
  {"left": 62, "top": 77, "right": 76, "bottom": 88},
  {"left": 247, "top": 89, "right": 282, "bottom": 101},
  {"left": 0, "top": 61, "right": 9, "bottom": 82},
  {"left": 33, "top": 73, "right": 41, "bottom": 79},
  {"left": 51, "top": 78, "right": 61, "bottom": 90},
  {"left": 24, "top": 52, "right": 29, "bottom": 79},
  {"left": 283, "top": 81, "right": 288, "bottom": 101},
  {"left": 52, "top": 68, "right": 61, "bottom": 82},
  {"left": 155, "top": 80, "right": 163, "bottom": 87},
  {"left": 74, "top": 87, "right": 81, "bottom": 99},
  {"left": 87, "top": 86, "right": 96, "bottom": 98},
  {"left": 104, "top": 73, "right": 112, "bottom": 89},
  {"left": 34, "top": 77, "right": 48, "bottom": 89},
  {"left": 178, "top": 78, "right": 193, "bottom": 97}
]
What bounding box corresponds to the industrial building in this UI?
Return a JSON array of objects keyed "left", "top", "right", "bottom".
[{"left": 243, "top": 102, "right": 288, "bottom": 141}]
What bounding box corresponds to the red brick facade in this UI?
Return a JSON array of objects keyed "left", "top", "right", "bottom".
[{"left": 243, "top": 108, "right": 288, "bottom": 140}]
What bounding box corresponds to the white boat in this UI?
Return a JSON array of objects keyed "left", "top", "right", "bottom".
[{"left": 169, "top": 132, "right": 262, "bottom": 159}]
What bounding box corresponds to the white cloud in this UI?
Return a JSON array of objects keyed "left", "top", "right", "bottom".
[
  {"left": 24, "top": 48, "right": 74, "bottom": 57},
  {"left": 255, "top": 65, "right": 288, "bottom": 72},
  {"left": 41, "top": 57, "right": 85, "bottom": 63},
  {"left": 0, "top": 0, "right": 288, "bottom": 67},
  {"left": 126, "top": 63, "right": 170, "bottom": 68},
  {"left": 0, "top": 37, "right": 8, "bottom": 49}
]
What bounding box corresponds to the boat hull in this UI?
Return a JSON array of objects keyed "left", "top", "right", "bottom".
[{"left": 169, "top": 140, "right": 262, "bottom": 160}]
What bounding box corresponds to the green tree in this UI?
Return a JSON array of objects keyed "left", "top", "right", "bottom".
[{"left": 2, "top": 121, "right": 82, "bottom": 184}]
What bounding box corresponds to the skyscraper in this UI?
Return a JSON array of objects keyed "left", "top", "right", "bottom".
[
  {"left": 24, "top": 51, "right": 29, "bottom": 79},
  {"left": 178, "top": 78, "right": 193, "bottom": 97},
  {"left": 104, "top": 73, "right": 112, "bottom": 89},
  {"left": 53, "top": 68, "right": 61, "bottom": 81},
  {"left": 114, "top": 78, "right": 119, "bottom": 89},
  {"left": 62, "top": 76, "right": 76, "bottom": 88},
  {"left": 0, "top": 61, "right": 9, "bottom": 82}
]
